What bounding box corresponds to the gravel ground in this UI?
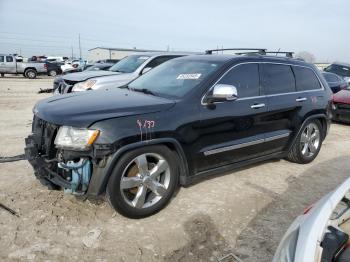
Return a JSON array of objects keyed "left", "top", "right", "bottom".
[{"left": 0, "top": 76, "right": 349, "bottom": 262}]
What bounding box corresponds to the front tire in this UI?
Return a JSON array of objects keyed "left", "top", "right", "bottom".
[
  {"left": 287, "top": 119, "right": 323, "bottom": 164},
  {"left": 107, "top": 145, "right": 179, "bottom": 218}
]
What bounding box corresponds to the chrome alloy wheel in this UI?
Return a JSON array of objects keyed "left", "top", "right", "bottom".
[
  {"left": 300, "top": 122, "right": 320, "bottom": 158},
  {"left": 27, "top": 71, "right": 35, "bottom": 78},
  {"left": 120, "top": 153, "right": 171, "bottom": 209}
]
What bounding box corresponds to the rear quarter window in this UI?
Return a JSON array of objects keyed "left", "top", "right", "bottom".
[
  {"left": 293, "top": 66, "right": 321, "bottom": 91},
  {"left": 260, "top": 64, "right": 296, "bottom": 95}
]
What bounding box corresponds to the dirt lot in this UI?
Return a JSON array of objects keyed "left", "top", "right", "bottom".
[{"left": 0, "top": 77, "right": 349, "bottom": 262}]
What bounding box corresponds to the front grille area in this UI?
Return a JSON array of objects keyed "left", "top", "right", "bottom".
[{"left": 32, "top": 116, "right": 59, "bottom": 159}]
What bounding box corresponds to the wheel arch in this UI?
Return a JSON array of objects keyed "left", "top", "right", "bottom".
[
  {"left": 24, "top": 67, "right": 37, "bottom": 73},
  {"left": 287, "top": 113, "right": 328, "bottom": 153},
  {"left": 90, "top": 138, "right": 189, "bottom": 196}
]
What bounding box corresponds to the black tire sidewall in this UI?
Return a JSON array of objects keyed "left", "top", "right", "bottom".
[
  {"left": 107, "top": 145, "right": 179, "bottom": 218},
  {"left": 296, "top": 119, "right": 323, "bottom": 163}
]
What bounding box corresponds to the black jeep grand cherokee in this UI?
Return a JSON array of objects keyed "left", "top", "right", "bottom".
[{"left": 25, "top": 54, "right": 332, "bottom": 218}]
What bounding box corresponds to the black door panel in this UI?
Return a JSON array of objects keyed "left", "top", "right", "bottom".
[
  {"left": 197, "top": 98, "right": 270, "bottom": 172},
  {"left": 260, "top": 63, "right": 299, "bottom": 152}
]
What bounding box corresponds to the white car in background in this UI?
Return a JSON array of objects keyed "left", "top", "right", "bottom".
[
  {"left": 60, "top": 59, "right": 86, "bottom": 73},
  {"left": 274, "top": 178, "right": 350, "bottom": 262},
  {"left": 53, "top": 52, "right": 189, "bottom": 94}
]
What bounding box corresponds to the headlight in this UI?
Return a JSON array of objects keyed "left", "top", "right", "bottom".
[
  {"left": 72, "top": 80, "right": 97, "bottom": 92},
  {"left": 54, "top": 126, "right": 100, "bottom": 150}
]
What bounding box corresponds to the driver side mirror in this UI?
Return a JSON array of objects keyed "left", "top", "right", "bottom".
[
  {"left": 141, "top": 67, "right": 152, "bottom": 75},
  {"left": 206, "top": 84, "right": 238, "bottom": 103}
]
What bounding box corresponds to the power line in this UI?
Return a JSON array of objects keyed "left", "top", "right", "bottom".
[
  {"left": 0, "top": 41, "right": 78, "bottom": 49},
  {"left": 0, "top": 31, "right": 135, "bottom": 48}
]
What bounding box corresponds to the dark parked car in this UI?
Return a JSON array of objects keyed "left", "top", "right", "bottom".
[
  {"left": 332, "top": 85, "right": 350, "bottom": 123},
  {"left": 46, "top": 62, "right": 63, "bottom": 77},
  {"left": 324, "top": 62, "right": 350, "bottom": 78},
  {"left": 322, "top": 72, "right": 348, "bottom": 93},
  {"left": 25, "top": 53, "right": 332, "bottom": 218}
]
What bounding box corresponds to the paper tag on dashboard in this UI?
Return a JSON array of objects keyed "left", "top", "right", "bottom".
[{"left": 177, "top": 73, "right": 201, "bottom": 80}]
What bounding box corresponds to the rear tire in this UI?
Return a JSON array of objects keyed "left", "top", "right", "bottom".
[
  {"left": 287, "top": 119, "right": 323, "bottom": 164},
  {"left": 107, "top": 145, "right": 179, "bottom": 218},
  {"left": 48, "top": 70, "right": 57, "bottom": 77},
  {"left": 25, "top": 69, "right": 37, "bottom": 79}
]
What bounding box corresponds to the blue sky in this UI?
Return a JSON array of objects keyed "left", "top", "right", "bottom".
[{"left": 0, "top": 0, "right": 349, "bottom": 62}]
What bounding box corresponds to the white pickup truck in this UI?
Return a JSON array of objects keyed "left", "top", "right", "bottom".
[{"left": 0, "top": 54, "right": 47, "bottom": 79}]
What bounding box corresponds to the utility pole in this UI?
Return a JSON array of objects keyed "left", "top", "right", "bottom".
[
  {"left": 71, "top": 46, "right": 74, "bottom": 59},
  {"left": 78, "top": 34, "right": 82, "bottom": 59}
]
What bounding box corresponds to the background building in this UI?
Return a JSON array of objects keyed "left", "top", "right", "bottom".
[{"left": 87, "top": 47, "right": 163, "bottom": 62}]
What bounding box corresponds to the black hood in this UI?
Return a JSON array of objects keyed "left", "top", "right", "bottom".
[{"left": 34, "top": 89, "right": 175, "bottom": 127}]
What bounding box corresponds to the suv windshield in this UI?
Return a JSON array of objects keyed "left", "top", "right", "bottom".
[
  {"left": 324, "top": 64, "right": 350, "bottom": 77},
  {"left": 128, "top": 59, "right": 223, "bottom": 98},
  {"left": 109, "top": 55, "right": 150, "bottom": 73}
]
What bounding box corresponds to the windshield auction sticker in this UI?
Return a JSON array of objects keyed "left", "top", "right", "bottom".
[{"left": 177, "top": 73, "right": 202, "bottom": 80}]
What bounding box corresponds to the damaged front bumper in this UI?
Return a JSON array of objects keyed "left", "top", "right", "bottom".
[
  {"left": 25, "top": 134, "right": 92, "bottom": 194},
  {"left": 24, "top": 117, "right": 114, "bottom": 197}
]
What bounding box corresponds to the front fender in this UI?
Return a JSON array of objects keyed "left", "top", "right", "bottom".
[{"left": 87, "top": 138, "right": 189, "bottom": 196}]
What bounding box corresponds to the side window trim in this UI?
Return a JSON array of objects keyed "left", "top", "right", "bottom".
[{"left": 201, "top": 62, "right": 324, "bottom": 105}]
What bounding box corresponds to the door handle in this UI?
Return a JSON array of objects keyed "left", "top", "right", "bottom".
[
  {"left": 296, "top": 97, "right": 307, "bottom": 102},
  {"left": 251, "top": 103, "right": 265, "bottom": 109}
]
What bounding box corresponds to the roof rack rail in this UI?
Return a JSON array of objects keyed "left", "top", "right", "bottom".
[
  {"left": 265, "top": 51, "right": 294, "bottom": 58},
  {"left": 205, "top": 48, "right": 267, "bottom": 55}
]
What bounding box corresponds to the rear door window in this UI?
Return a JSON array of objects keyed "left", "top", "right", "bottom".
[
  {"left": 293, "top": 66, "right": 321, "bottom": 91},
  {"left": 260, "top": 64, "right": 296, "bottom": 95},
  {"left": 0, "top": 56, "right": 4, "bottom": 62},
  {"left": 218, "top": 63, "right": 260, "bottom": 98},
  {"left": 6, "top": 56, "right": 14, "bottom": 62}
]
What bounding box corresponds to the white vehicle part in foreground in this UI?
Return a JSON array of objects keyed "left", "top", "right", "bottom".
[{"left": 273, "top": 177, "right": 350, "bottom": 262}]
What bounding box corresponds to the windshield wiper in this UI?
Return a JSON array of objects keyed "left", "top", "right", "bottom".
[
  {"left": 131, "top": 88, "right": 156, "bottom": 96},
  {"left": 118, "top": 84, "right": 129, "bottom": 89}
]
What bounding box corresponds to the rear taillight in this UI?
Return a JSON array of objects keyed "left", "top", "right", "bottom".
[{"left": 44, "top": 64, "right": 48, "bottom": 69}]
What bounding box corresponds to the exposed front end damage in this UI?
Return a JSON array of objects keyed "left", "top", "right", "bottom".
[{"left": 25, "top": 116, "right": 110, "bottom": 196}]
